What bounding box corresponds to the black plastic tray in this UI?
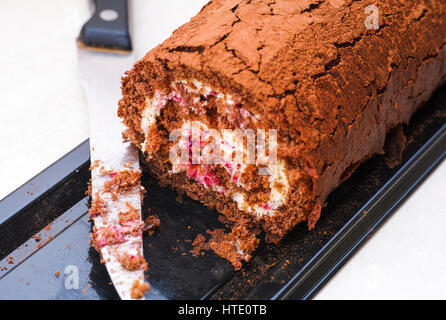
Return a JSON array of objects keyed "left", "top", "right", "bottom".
[{"left": 0, "top": 86, "right": 445, "bottom": 300}]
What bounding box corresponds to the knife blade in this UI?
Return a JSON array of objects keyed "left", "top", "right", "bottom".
[{"left": 77, "top": 0, "right": 149, "bottom": 300}]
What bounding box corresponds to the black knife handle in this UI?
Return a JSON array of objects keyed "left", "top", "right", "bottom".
[{"left": 79, "top": 0, "right": 132, "bottom": 51}]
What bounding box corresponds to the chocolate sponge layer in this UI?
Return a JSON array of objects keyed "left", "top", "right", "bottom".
[{"left": 119, "top": 0, "right": 446, "bottom": 252}]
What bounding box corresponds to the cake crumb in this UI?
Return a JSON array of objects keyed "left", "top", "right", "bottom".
[
  {"left": 190, "top": 233, "right": 210, "bottom": 257},
  {"left": 90, "top": 160, "right": 102, "bottom": 170},
  {"left": 89, "top": 192, "right": 107, "bottom": 218},
  {"left": 207, "top": 224, "right": 259, "bottom": 270},
  {"left": 144, "top": 215, "right": 161, "bottom": 236},
  {"left": 103, "top": 170, "right": 141, "bottom": 200},
  {"left": 118, "top": 252, "right": 148, "bottom": 271},
  {"left": 130, "top": 280, "right": 150, "bottom": 299},
  {"left": 86, "top": 179, "right": 92, "bottom": 196},
  {"left": 118, "top": 202, "right": 139, "bottom": 225},
  {"left": 175, "top": 195, "right": 183, "bottom": 203},
  {"left": 7, "top": 256, "right": 14, "bottom": 264},
  {"left": 54, "top": 271, "right": 60, "bottom": 278}
]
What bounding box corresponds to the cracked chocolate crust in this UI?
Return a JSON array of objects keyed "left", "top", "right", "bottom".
[{"left": 119, "top": 0, "right": 446, "bottom": 246}]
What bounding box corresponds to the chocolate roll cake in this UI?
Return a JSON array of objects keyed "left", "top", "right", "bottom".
[{"left": 119, "top": 0, "right": 446, "bottom": 268}]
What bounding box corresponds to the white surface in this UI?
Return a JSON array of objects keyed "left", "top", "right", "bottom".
[
  {"left": 314, "top": 160, "right": 446, "bottom": 300},
  {"left": 0, "top": 0, "right": 207, "bottom": 200},
  {"left": 0, "top": 0, "right": 445, "bottom": 299}
]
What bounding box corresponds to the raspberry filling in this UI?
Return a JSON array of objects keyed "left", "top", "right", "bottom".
[{"left": 140, "top": 79, "right": 290, "bottom": 217}]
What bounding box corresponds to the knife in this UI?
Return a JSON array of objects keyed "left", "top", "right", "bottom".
[{"left": 77, "top": 0, "right": 149, "bottom": 299}]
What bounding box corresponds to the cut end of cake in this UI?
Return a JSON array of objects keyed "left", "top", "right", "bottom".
[
  {"left": 118, "top": 70, "right": 315, "bottom": 268},
  {"left": 133, "top": 78, "right": 293, "bottom": 217}
]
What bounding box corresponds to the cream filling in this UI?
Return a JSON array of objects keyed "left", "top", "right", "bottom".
[
  {"left": 141, "top": 91, "right": 166, "bottom": 152},
  {"left": 231, "top": 159, "right": 289, "bottom": 217},
  {"left": 139, "top": 79, "right": 289, "bottom": 217},
  {"left": 140, "top": 79, "right": 258, "bottom": 152}
]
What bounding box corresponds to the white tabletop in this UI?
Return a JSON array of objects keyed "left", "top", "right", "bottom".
[{"left": 1, "top": 0, "right": 445, "bottom": 300}]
